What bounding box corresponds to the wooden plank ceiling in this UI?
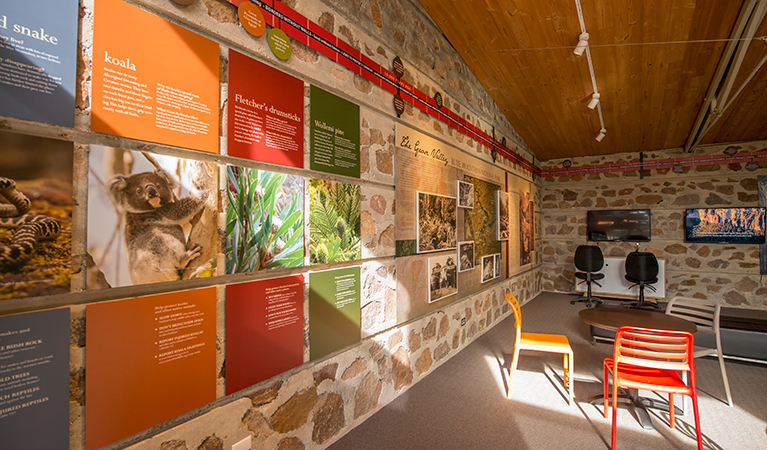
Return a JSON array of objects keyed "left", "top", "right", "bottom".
[{"left": 418, "top": 0, "right": 766, "bottom": 161}]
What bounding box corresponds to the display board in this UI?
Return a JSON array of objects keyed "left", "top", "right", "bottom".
[
  {"left": 226, "top": 275, "right": 304, "bottom": 394},
  {"left": 309, "top": 178, "right": 361, "bottom": 264},
  {"left": 225, "top": 165, "right": 304, "bottom": 274},
  {"left": 760, "top": 175, "right": 767, "bottom": 275},
  {"left": 91, "top": 0, "right": 219, "bottom": 153},
  {"left": 85, "top": 287, "right": 217, "bottom": 450},
  {"left": 0, "top": 130, "right": 73, "bottom": 300},
  {"left": 87, "top": 146, "right": 218, "bottom": 289},
  {"left": 0, "top": 308, "right": 70, "bottom": 450},
  {"left": 394, "top": 123, "right": 507, "bottom": 322},
  {"left": 519, "top": 190, "right": 533, "bottom": 265},
  {"left": 228, "top": 50, "right": 303, "bottom": 167},
  {"left": 0, "top": 0, "right": 78, "bottom": 127},
  {"left": 309, "top": 267, "right": 360, "bottom": 360},
  {"left": 309, "top": 86, "right": 360, "bottom": 178}
]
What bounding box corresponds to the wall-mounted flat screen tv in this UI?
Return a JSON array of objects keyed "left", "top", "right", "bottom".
[
  {"left": 587, "top": 209, "right": 652, "bottom": 242},
  {"left": 685, "top": 208, "right": 766, "bottom": 244}
]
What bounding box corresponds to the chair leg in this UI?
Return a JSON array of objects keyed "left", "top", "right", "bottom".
[
  {"left": 717, "top": 352, "right": 733, "bottom": 407},
  {"left": 507, "top": 353, "right": 519, "bottom": 399},
  {"left": 669, "top": 394, "right": 675, "bottom": 429},
  {"left": 611, "top": 378, "right": 619, "bottom": 450},
  {"left": 603, "top": 364, "right": 609, "bottom": 419},
  {"left": 564, "top": 351, "right": 573, "bottom": 406},
  {"left": 691, "top": 393, "right": 704, "bottom": 450}
]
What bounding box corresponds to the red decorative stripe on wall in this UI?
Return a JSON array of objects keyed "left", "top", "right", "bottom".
[
  {"left": 236, "top": 0, "right": 540, "bottom": 175},
  {"left": 540, "top": 149, "right": 767, "bottom": 177}
]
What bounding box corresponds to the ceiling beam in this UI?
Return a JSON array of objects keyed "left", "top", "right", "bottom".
[{"left": 684, "top": 0, "right": 766, "bottom": 152}]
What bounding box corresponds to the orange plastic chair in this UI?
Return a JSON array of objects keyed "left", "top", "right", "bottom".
[
  {"left": 506, "top": 294, "right": 574, "bottom": 405},
  {"left": 603, "top": 326, "right": 703, "bottom": 450}
]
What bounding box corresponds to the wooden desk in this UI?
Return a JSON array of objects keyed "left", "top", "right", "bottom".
[
  {"left": 579, "top": 307, "right": 697, "bottom": 334},
  {"left": 579, "top": 306, "right": 697, "bottom": 430}
]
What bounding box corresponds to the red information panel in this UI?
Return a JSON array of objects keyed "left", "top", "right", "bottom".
[
  {"left": 85, "top": 288, "right": 217, "bottom": 450},
  {"left": 226, "top": 275, "right": 304, "bottom": 394},
  {"left": 228, "top": 50, "right": 304, "bottom": 168},
  {"left": 91, "top": 0, "right": 219, "bottom": 153}
]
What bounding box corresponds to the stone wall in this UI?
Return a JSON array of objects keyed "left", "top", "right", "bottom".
[
  {"left": 0, "top": 1, "right": 543, "bottom": 449},
  {"left": 539, "top": 141, "right": 767, "bottom": 309}
]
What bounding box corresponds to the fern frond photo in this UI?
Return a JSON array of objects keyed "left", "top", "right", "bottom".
[
  {"left": 225, "top": 165, "right": 304, "bottom": 274},
  {"left": 309, "top": 178, "right": 361, "bottom": 264}
]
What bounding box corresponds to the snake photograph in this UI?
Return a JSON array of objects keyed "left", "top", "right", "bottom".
[{"left": 0, "top": 176, "right": 62, "bottom": 270}]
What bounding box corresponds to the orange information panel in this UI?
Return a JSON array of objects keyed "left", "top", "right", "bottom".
[
  {"left": 85, "top": 287, "right": 217, "bottom": 450},
  {"left": 91, "top": 0, "right": 219, "bottom": 153}
]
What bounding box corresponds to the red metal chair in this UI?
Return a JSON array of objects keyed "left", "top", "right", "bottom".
[{"left": 603, "top": 326, "right": 703, "bottom": 450}]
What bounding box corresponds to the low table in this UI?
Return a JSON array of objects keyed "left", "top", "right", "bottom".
[{"left": 579, "top": 306, "right": 697, "bottom": 430}]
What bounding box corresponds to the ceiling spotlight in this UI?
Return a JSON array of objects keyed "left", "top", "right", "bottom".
[
  {"left": 723, "top": 146, "right": 739, "bottom": 156},
  {"left": 574, "top": 32, "right": 589, "bottom": 56},
  {"left": 595, "top": 128, "right": 606, "bottom": 142},
  {"left": 672, "top": 163, "right": 685, "bottom": 174},
  {"left": 746, "top": 160, "right": 759, "bottom": 171},
  {"left": 588, "top": 93, "right": 600, "bottom": 109}
]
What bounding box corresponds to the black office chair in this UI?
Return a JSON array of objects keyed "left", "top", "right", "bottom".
[
  {"left": 624, "top": 251, "right": 660, "bottom": 309},
  {"left": 571, "top": 245, "right": 605, "bottom": 308}
]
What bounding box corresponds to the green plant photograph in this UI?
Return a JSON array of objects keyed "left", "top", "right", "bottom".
[
  {"left": 309, "top": 178, "right": 361, "bottom": 264},
  {"left": 225, "top": 165, "right": 304, "bottom": 274}
]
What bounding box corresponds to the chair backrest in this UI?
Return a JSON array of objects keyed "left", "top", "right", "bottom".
[
  {"left": 666, "top": 296, "right": 718, "bottom": 336},
  {"left": 505, "top": 293, "right": 522, "bottom": 349},
  {"left": 625, "top": 251, "right": 659, "bottom": 281},
  {"left": 614, "top": 326, "right": 694, "bottom": 373},
  {"left": 574, "top": 245, "right": 604, "bottom": 273}
]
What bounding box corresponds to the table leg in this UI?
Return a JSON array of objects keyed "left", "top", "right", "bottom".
[{"left": 589, "top": 389, "right": 682, "bottom": 430}]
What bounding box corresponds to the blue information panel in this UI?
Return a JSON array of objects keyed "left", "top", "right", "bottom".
[
  {"left": 0, "top": 308, "right": 70, "bottom": 450},
  {"left": 0, "top": 0, "right": 78, "bottom": 127}
]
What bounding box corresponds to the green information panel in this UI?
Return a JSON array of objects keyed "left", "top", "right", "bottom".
[
  {"left": 309, "top": 267, "right": 361, "bottom": 360},
  {"left": 310, "top": 86, "right": 360, "bottom": 178}
]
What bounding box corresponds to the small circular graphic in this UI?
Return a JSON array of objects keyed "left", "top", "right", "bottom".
[
  {"left": 672, "top": 163, "right": 684, "bottom": 173},
  {"left": 562, "top": 159, "right": 572, "bottom": 168},
  {"left": 434, "top": 91, "right": 443, "bottom": 109},
  {"left": 239, "top": 2, "right": 266, "bottom": 37},
  {"left": 392, "top": 56, "right": 405, "bottom": 78},
  {"left": 268, "top": 28, "right": 292, "bottom": 61},
  {"left": 723, "top": 146, "right": 739, "bottom": 156},
  {"left": 393, "top": 94, "right": 405, "bottom": 116},
  {"left": 746, "top": 161, "right": 759, "bottom": 171}
]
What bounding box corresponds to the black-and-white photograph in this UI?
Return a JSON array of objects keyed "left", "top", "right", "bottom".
[
  {"left": 481, "top": 254, "right": 495, "bottom": 283},
  {"left": 497, "top": 190, "right": 510, "bottom": 241},
  {"left": 458, "top": 241, "right": 475, "bottom": 272},
  {"left": 494, "top": 253, "right": 501, "bottom": 279},
  {"left": 417, "top": 191, "right": 457, "bottom": 253},
  {"left": 428, "top": 253, "right": 458, "bottom": 303},
  {"left": 457, "top": 180, "right": 474, "bottom": 209}
]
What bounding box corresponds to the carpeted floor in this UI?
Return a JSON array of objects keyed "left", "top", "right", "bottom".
[{"left": 329, "top": 292, "right": 767, "bottom": 450}]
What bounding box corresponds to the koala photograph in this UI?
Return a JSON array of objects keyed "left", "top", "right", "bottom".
[{"left": 87, "top": 146, "right": 218, "bottom": 289}]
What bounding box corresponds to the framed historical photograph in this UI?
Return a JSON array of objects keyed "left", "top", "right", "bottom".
[
  {"left": 428, "top": 253, "right": 458, "bottom": 303},
  {"left": 416, "top": 191, "right": 457, "bottom": 253},
  {"left": 458, "top": 241, "right": 475, "bottom": 272},
  {"left": 494, "top": 253, "right": 501, "bottom": 279},
  {"left": 481, "top": 254, "right": 495, "bottom": 283},
  {"left": 457, "top": 180, "right": 474, "bottom": 209},
  {"left": 497, "top": 190, "right": 510, "bottom": 241}
]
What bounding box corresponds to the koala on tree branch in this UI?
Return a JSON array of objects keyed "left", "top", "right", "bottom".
[{"left": 107, "top": 169, "right": 209, "bottom": 284}]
